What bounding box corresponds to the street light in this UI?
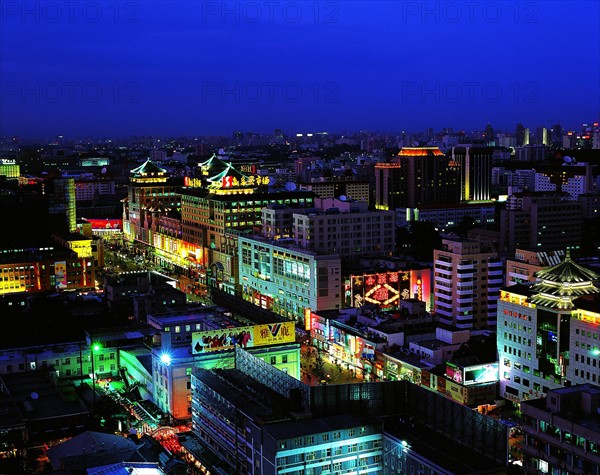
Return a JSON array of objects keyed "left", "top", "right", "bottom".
[{"left": 91, "top": 343, "right": 102, "bottom": 411}]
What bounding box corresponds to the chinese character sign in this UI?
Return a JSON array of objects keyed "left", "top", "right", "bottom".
[{"left": 350, "top": 271, "right": 411, "bottom": 309}]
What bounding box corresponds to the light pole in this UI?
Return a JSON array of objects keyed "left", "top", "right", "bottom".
[{"left": 91, "top": 343, "right": 101, "bottom": 411}]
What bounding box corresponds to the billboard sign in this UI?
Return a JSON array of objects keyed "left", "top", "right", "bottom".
[
  {"left": 192, "top": 322, "right": 295, "bottom": 354},
  {"left": 463, "top": 363, "right": 499, "bottom": 386},
  {"left": 446, "top": 362, "right": 463, "bottom": 384},
  {"left": 55, "top": 261, "right": 67, "bottom": 289}
]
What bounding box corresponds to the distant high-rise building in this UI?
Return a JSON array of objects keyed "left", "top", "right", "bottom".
[
  {"left": 374, "top": 147, "right": 460, "bottom": 210},
  {"left": 149, "top": 149, "right": 167, "bottom": 162},
  {"left": 550, "top": 123, "right": 564, "bottom": 147},
  {"left": 450, "top": 146, "right": 493, "bottom": 201},
  {"left": 46, "top": 177, "right": 76, "bottom": 233},
  {"left": 536, "top": 127, "right": 549, "bottom": 146},
  {"left": 483, "top": 123, "right": 495, "bottom": 146},
  {"left": 516, "top": 123, "right": 527, "bottom": 146}
]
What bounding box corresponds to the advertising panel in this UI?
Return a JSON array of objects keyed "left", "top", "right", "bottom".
[
  {"left": 191, "top": 322, "right": 295, "bottom": 354},
  {"left": 54, "top": 261, "right": 68, "bottom": 289},
  {"left": 86, "top": 219, "right": 122, "bottom": 230},
  {"left": 463, "top": 363, "right": 499, "bottom": 386},
  {"left": 446, "top": 362, "right": 463, "bottom": 384},
  {"left": 349, "top": 271, "right": 411, "bottom": 309}
]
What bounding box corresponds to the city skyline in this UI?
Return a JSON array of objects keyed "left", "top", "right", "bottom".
[{"left": 1, "top": 1, "right": 599, "bottom": 138}]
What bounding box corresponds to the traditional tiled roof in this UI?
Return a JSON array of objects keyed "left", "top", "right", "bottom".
[{"left": 530, "top": 251, "right": 600, "bottom": 309}]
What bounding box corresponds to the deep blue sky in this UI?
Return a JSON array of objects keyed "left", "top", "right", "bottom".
[{"left": 1, "top": 0, "right": 599, "bottom": 138}]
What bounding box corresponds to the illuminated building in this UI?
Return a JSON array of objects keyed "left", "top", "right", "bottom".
[
  {"left": 433, "top": 238, "right": 503, "bottom": 330},
  {"left": 293, "top": 198, "right": 396, "bottom": 256},
  {"left": 0, "top": 159, "right": 20, "bottom": 178},
  {"left": 497, "top": 253, "right": 600, "bottom": 403},
  {"left": 449, "top": 146, "right": 493, "bottom": 202},
  {"left": 238, "top": 234, "right": 341, "bottom": 323},
  {"left": 374, "top": 147, "right": 461, "bottom": 210},
  {"left": 297, "top": 179, "right": 371, "bottom": 203},
  {"left": 122, "top": 159, "right": 181, "bottom": 246},
  {"left": 516, "top": 123, "right": 527, "bottom": 147},
  {"left": 521, "top": 384, "right": 600, "bottom": 474},
  {"left": 46, "top": 177, "right": 77, "bottom": 233},
  {"left": 397, "top": 202, "right": 496, "bottom": 229},
  {"left": 190, "top": 351, "right": 510, "bottom": 474},
  {"left": 72, "top": 174, "right": 116, "bottom": 201},
  {"left": 0, "top": 242, "right": 95, "bottom": 295},
  {"left": 147, "top": 307, "right": 300, "bottom": 423},
  {"left": 499, "top": 192, "right": 583, "bottom": 257},
  {"left": 527, "top": 162, "right": 595, "bottom": 200},
  {"left": 191, "top": 349, "right": 385, "bottom": 474},
  {"left": 180, "top": 159, "right": 316, "bottom": 295}
]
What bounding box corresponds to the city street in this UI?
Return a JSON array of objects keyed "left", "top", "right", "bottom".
[{"left": 300, "top": 344, "right": 364, "bottom": 386}]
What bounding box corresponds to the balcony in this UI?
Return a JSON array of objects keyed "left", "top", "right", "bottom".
[{"left": 456, "top": 288, "right": 474, "bottom": 295}]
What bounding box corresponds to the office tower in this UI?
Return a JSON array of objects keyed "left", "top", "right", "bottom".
[
  {"left": 516, "top": 124, "right": 525, "bottom": 146},
  {"left": 499, "top": 192, "right": 582, "bottom": 257},
  {"left": 450, "top": 146, "right": 493, "bottom": 201},
  {"left": 536, "top": 127, "right": 549, "bottom": 146},
  {"left": 550, "top": 124, "right": 564, "bottom": 147},
  {"left": 46, "top": 177, "right": 76, "bottom": 233},
  {"left": 483, "top": 122, "right": 495, "bottom": 145},
  {"left": 433, "top": 238, "right": 503, "bottom": 330},
  {"left": 374, "top": 147, "right": 460, "bottom": 210},
  {"left": 497, "top": 253, "right": 600, "bottom": 403}
]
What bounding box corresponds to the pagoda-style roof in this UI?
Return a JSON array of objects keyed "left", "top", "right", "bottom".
[
  {"left": 130, "top": 159, "right": 167, "bottom": 176},
  {"left": 199, "top": 153, "right": 230, "bottom": 173},
  {"left": 207, "top": 162, "right": 249, "bottom": 189},
  {"left": 144, "top": 201, "right": 171, "bottom": 213},
  {"left": 530, "top": 252, "right": 600, "bottom": 309}
]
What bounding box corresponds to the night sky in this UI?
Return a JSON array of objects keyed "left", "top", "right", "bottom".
[{"left": 1, "top": 0, "right": 599, "bottom": 138}]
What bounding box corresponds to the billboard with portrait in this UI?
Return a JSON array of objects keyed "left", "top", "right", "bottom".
[{"left": 54, "top": 261, "right": 68, "bottom": 289}]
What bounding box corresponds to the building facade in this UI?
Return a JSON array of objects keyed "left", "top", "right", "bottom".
[
  {"left": 497, "top": 254, "right": 600, "bottom": 404},
  {"left": 521, "top": 384, "right": 600, "bottom": 474},
  {"left": 433, "top": 238, "right": 503, "bottom": 330},
  {"left": 238, "top": 234, "right": 341, "bottom": 324}
]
